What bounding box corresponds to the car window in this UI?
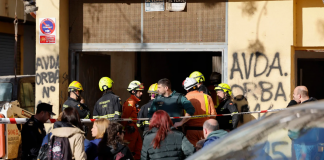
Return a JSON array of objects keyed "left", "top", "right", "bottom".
[
  {"left": 220, "top": 127, "right": 324, "bottom": 160},
  {"left": 0, "top": 83, "right": 13, "bottom": 102},
  {"left": 19, "top": 82, "right": 35, "bottom": 114}
]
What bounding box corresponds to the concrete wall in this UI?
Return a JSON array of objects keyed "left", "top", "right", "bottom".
[
  {"left": 35, "top": 0, "right": 69, "bottom": 117},
  {"left": 101, "top": 52, "right": 136, "bottom": 104},
  {"left": 31, "top": 0, "right": 324, "bottom": 117},
  {"left": 228, "top": 0, "right": 293, "bottom": 118},
  {"left": 296, "top": 0, "right": 324, "bottom": 47}
]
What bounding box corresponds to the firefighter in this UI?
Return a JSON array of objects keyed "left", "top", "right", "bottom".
[
  {"left": 189, "top": 71, "right": 210, "bottom": 95},
  {"left": 208, "top": 72, "right": 222, "bottom": 108},
  {"left": 93, "top": 77, "right": 122, "bottom": 119},
  {"left": 215, "top": 83, "right": 240, "bottom": 131},
  {"left": 137, "top": 83, "right": 158, "bottom": 133},
  {"left": 121, "top": 80, "right": 144, "bottom": 160},
  {"left": 183, "top": 77, "right": 217, "bottom": 146},
  {"left": 63, "top": 81, "right": 90, "bottom": 119}
]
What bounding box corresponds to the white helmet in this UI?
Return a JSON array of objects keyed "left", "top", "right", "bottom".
[
  {"left": 127, "top": 80, "right": 144, "bottom": 91},
  {"left": 183, "top": 77, "right": 198, "bottom": 91}
]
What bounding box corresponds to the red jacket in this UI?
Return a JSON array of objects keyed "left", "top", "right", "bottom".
[{"left": 121, "top": 95, "right": 140, "bottom": 127}]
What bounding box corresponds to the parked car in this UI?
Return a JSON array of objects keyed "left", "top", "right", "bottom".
[
  {"left": 0, "top": 75, "right": 35, "bottom": 113},
  {"left": 188, "top": 101, "right": 324, "bottom": 160}
]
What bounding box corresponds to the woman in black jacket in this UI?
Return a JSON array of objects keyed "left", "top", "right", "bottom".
[
  {"left": 141, "top": 110, "right": 195, "bottom": 160},
  {"left": 98, "top": 122, "right": 134, "bottom": 160}
]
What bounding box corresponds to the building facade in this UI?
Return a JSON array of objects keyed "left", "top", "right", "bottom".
[
  {"left": 0, "top": 0, "right": 36, "bottom": 76},
  {"left": 31, "top": 0, "right": 324, "bottom": 120}
]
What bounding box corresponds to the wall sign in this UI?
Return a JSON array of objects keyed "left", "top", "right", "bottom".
[
  {"left": 166, "top": 0, "right": 186, "bottom": 11},
  {"left": 39, "top": 18, "right": 56, "bottom": 44},
  {"left": 145, "top": 0, "right": 165, "bottom": 12}
]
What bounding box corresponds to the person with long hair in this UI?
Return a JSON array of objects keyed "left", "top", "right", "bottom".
[
  {"left": 89, "top": 118, "right": 110, "bottom": 160},
  {"left": 51, "top": 107, "right": 86, "bottom": 160},
  {"left": 141, "top": 110, "right": 195, "bottom": 160},
  {"left": 97, "top": 122, "right": 134, "bottom": 160},
  {"left": 91, "top": 118, "right": 110, "bottom": 145}
]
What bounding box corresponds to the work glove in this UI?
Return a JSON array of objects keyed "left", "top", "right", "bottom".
[{"left": 126, "top": 126, "right": 135, "bottom": 134}]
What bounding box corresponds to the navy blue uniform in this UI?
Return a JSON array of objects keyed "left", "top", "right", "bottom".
[
  {"left": 21, "top": 116, "right": 46, "bottom": 160},
  {"left": 93, "top": 91, "right": 122, "bottom": 119},
  {"left": 137, "top": 100, "right": 153, "bottom": 132},
  {"left": 63, "top": 97, "right": 90, "bottom": 119}
]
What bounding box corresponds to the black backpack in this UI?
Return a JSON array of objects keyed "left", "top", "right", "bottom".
[{"left": 47, "top": 136, "right": 73, "bottom": 160}]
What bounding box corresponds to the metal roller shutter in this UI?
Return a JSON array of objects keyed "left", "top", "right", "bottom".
[{"left": 0, "top": 33, "right": 20, "bottom": 76}]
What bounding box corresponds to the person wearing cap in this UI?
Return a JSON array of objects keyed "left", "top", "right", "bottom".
[
  {"left": 215, "top": 83, "right": 239, "bottom": 131},
  {"left": 93, "top": 77, "right": 122, "bottom": 119},
  {"left": 63, "top": 81, "right": 90, "bottom": 119},
  {"left": 21, "top": 103, "right": 55, "bottom": 160},
  {"left": 121, "top": 80, "right": 144, "bottom": 160},
  {"left": 137, "top": 83, "right": 158, "bottom": 133}
]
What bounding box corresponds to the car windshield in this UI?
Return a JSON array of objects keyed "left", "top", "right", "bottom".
[
  {"left": 218, "top": 126, "right": 324, "bottom": 160},
  {"left": 0, "top": 83, "right": 12, "bottom": 102},
  {"left": 189, "top": 104, "right": 324, "bottom": 160}
]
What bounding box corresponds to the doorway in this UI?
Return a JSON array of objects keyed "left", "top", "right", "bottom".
[
  {"left": 138, "top": 51, "right": 222, "bottom": 104},
  {"left": 297, "top": 58, "right": 324, "bottom": 100}
]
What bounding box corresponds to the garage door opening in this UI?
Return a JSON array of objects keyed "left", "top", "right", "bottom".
[
  {"left": 295, "top": 51, "right": 324, "bottom": 100},
  {"left": 74, "top": 51, "right": 222, "bottom": 106},
  {"left": 73, "top": 51, "right": 222, "bottom": 139},
  {"left": 136, "top": 51, "right": 222, "bottom": 104}
]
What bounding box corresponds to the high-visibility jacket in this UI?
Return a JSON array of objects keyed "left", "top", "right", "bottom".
[
  {"left": 93, "top": 91, "right": 122, "bottom": 119},
  {"left": 185, "top": 91, "right": 217, "bottom": 127}
]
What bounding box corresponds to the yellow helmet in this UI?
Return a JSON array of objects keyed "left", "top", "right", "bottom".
[
  {"left": 127, "top": 80, "right": 144, "bottom": 91},
  {"left": 148, "top": 83, "right": 158, "bottom": 94},
  {"left": 189, "top": 71, "right": 205, "bottom": 83},
  {"left": 68, "top": 81, "right": 83, "bottom": 92},
  {"left": 99, "top": 77, "right": 114, "bottom": 91},
  {"left": 215, "top": 83, "right": 232, "bottom": 96}
]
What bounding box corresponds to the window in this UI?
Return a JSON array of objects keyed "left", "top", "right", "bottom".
[
  {"left": 0, "top": 83, "right": 13, "bottom": 102},
  {"left": 19, "top": 82, "right": 35, "bottom": 114}
]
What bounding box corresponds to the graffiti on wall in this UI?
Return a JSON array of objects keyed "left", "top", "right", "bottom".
[
  {"left": 36, "top": 55, "right": 59, "bottom": 98},
  {"left": 230, "top": 52, "right": 287, "bottom": 117}
]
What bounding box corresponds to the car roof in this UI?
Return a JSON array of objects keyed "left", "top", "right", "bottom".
[
  {"left": 187, "top": 100, "right": 324, "bottom": 160},
  {"left": 0, "top": 75, "right": 35, "bottom": 83}
]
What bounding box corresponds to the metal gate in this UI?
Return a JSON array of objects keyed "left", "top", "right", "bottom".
[{"left": 0, "top": 33, "right": 20, "bottom": 76}]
